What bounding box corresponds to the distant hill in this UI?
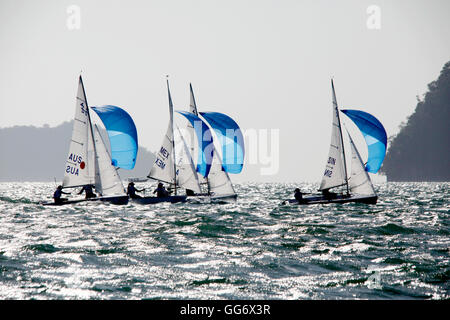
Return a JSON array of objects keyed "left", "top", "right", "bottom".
[
  {"left": 380, "top": 61, "right": 450, "bottom": 181},
  {"left": 0, "top": 121, "right": 155, "bottom": 182}
]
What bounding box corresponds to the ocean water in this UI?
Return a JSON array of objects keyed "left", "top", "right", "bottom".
[{"left": 0, "top": 182, "right": 448, "bottom": 300}]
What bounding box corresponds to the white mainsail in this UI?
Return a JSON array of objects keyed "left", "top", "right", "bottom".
[
  {"left": 319, "top": 80, "right": 348, "bottom": 192},
  {"left": 62, "top": 76, "right": 95, "bottom": 188},
  {"left": 346, "top": 129, "right": 376, "bottom": 196},
  {"left": 148, "top": 79, "right": 178, "bottom": 194},
  {"left": 93, "top": 125, "right": 126, "bottom": 196},
  {"left": 148, "top": 121, "right": 176, "bottom": 185}
]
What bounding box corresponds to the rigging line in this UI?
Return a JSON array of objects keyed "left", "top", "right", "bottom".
[{"left": 70, "top": 139, "right": 84, "bottom": 146}]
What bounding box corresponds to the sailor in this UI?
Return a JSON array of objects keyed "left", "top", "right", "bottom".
[
  {"left": 185, "top": 189, "right": 195, "bottom": 196},
  {"left": 78, "top": 184, "right": 96, "bottom": 199},
  {"left": 153, "top": 182, "right": 170, "bottom": 198},
  {"left": 127, "top": 182, "right": 144, "bottom": 199},
  {"left": 294, "top": 188, "right": 304, "bottom": 203},
  {"left": 322, "top": 188, "right": 337, "bottom": 200},
  {"left": 53, "top": 185, "right": 70, "bottom": 204}
]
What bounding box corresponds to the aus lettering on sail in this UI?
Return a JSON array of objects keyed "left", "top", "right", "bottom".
[
  {"left": 66, "top": 153, "right": 85, "bottom": 176},
  {"left": 155, "top": 146, "right": 170, "bottom": 169}
]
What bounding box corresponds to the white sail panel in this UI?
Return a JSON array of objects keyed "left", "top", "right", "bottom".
[
  {"left": 175, "top": 126, "right": 201, "bottom": 193},
  {"left": 148, "top": 122, "right": 176, "bottom": 185},
  {"left": 93, "top": 125, "right": 126, "bottom": 196},
  {"left": 189, "top": 83, "right": 198, "bottom": 115},
  {"left": 62, "top": 77, "right": 94, "bottom": 188},
  {"left": 319, "top": 82, "right": 347, "bottom": 191},
  {"left": 206, "top": 148, "right": 236, "bottom": 197},
  {"left": 347, "top": 129, "right": 376, "bottom": 196}
]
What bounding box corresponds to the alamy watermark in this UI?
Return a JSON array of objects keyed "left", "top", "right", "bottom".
[
  {"left": 171, "top": 122, "right": 280, "bottom": 176},
  {"left": 66, "top": 5, "right": 81, "bottom": 30},
  {"left": 366, "top": 5, "right": 381, "bottom": 30}
]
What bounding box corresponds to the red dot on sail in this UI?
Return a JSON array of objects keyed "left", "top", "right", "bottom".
[{"left": 80, "top": 161, "right": 85, "bottom": 169}]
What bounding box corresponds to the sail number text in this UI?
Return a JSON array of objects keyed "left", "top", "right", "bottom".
[
  {"left": 66, "top": 153, "right": 84, "bottom": 176},
  {"left": 324, "top": 169, "right": 333, "bottom": 177}
]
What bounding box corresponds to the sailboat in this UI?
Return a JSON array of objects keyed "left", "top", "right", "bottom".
[
  {"left": 289, "top": 79, "right": 387, "bottom": 205},
  {"left": 133, "top": 79, "right": 209, "bottom": 204},
  {"left": 183, "top": 84, "right": 243, "bottom": 201},
  {"left": 43, "top": 76, "right": 129, "bottom": 205}
]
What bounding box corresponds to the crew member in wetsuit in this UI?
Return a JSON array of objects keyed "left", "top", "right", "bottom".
[
  {"left": 53, "top": 185, "right": 70, "bottom": 204},
  {"left": 322, "top": 188, "right": 337, "bottom": 200},
  {"left": 153, "top": 182, "right": 170, "bottom": 198},
  {"left": 294, "top": 188, "right": 306, "bottom": 204},
  {"left": 78, "top": 184, "right": 96, "bottom": 199},
  {"left": 185, "top": 189, "right": 195, "bottom": 196},
  {"left": 127, "top": 182, "right": 145, "bottom": 199}
]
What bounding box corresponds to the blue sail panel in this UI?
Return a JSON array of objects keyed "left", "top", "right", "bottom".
[
  {"left": 91, "top": 105, "right": 138, "bottom": 170},
  {"left": 199, "top": 112, "right": 244, "bottom": 174},
  {"left": 176, "top": 111, "right": 213, "bottom": 178},
  {"left": 341, "top": 109, "right": 387, "bottom": 173}
]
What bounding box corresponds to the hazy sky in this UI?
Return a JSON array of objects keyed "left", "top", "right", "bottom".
[{"left": 1, "top": 0, "right": 449, "bottom": 182}]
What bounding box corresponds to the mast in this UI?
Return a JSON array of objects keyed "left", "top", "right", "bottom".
[
  {"left": 190, "top": 83, "right": 211, "bottom": 195},
  {"left": 167, "top": 77, "right": 177, "bottom": 195},
  {"left": 331, "top": 79, "right": 349, "bottom": 196},
  {"left": 79, "top": 75, "right": 97, "bottom": 188}
]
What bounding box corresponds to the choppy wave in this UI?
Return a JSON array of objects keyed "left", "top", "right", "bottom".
[{"left": 0, "top": 182, "right": 448, "bottom": 299}]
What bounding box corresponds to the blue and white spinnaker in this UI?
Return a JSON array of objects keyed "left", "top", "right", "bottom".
[
  {"left": 91, "top": 105, "right": 138, "bottom": 170},
  {"left": 341, "top": 109, "right": 387, "bottom": 173},
  {"left": 176, "top": 110, "right": 213, "bottom": 178},
  {"left": 199, "top": 112, "right": 244, "bottom": 174}
]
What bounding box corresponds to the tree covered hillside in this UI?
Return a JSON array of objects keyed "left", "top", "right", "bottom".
[{"left": 381, "top": 61, "right": 450, "bottom": 181}]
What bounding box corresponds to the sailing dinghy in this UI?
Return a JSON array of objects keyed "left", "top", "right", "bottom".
[
  {"left": 288, "top": 79, "right": 387, "bottom": 205},
  {"left": 132, "top": 79, "right": 203, "bottom": 204},
  {"left": 183, "top": 84, "right": 243, "bottom": 202},
  {"left": 42, "top": 76, "right": 128, "bottom": 205}
]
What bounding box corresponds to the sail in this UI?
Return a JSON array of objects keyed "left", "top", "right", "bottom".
[
  {"left": 148, "top": 121, "right": 176, "bottom": 185},
  {"left": 148, "top": 79, "right": 177, "bottom": 187},
  {"left": 341, "top": 109, "right": 387, "bottom": 173},
  {"left": 62, "top": 76, "right": 95, "bottom": 188},
  {"left": 319, "top": 80, "right": 348, "bottom": 191},
  {"left": 199, "top": 112, "right": 244, "bottom": 174},
  {"left": 93, "top": 125, "right": 126, "bottom": 196},
  {"left": 189, "top": 83, "right": 198, "bottom": 115},
  {"left": 91, "top": 105, "right": 138, "bottom": 170},
  {"left": 176, "top": 111, "right": 213, "bottom": 178},
  {"left": 174, "top": 126, "right": 201, "bottom": 193},
  {"left": 346, "top": 128, "right": 376, "bottom": 196},
  {"left": 206, "top": 150, "right": 236, "bottom": 197},
  {"left": 187, "top": 84, "right": 235, "bottom": 196}
]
